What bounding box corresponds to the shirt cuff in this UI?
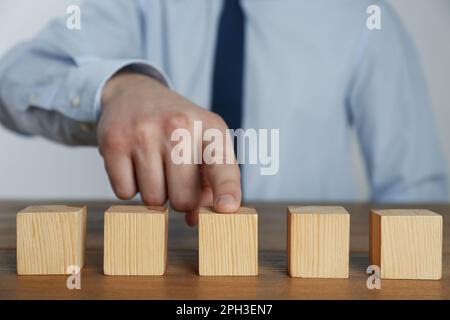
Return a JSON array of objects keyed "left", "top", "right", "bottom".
[
  {"left": 49, "top": 59, "right": 172, "bottom": 123},
  {"left": 92, "top": 60, "right": 172, "bottom": 121}
]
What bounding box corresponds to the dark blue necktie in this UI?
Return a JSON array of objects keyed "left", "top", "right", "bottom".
[{"left": 211, "top": 0, "right": 245, "bottom": 132}]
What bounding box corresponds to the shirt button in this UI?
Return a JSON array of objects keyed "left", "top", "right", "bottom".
[{"left": 71, "top": 96, "right": 81, "bottom": 108}]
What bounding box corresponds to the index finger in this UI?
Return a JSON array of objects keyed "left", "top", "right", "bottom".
[{"left": 201, "top": 116, "right": 242, "bottom": 213}]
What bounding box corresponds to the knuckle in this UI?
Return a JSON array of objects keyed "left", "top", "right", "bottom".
[
  {"left": 206, "top": 112, "right": 227, "bottom": 128},
  {"left": 114, "top": 185, "right": 135, "bottom": 200},
  {"left": 100, "top": 127, "right": 128, "bottom": 153},
  {"left": 170, "top": 193, "right": 197, "bottom": 212},
  {"left": 134, "top": 119, "right": 157, "bottom": 146},
  {"left": 163, "top": 112, "right": 191, "bottom": 136},
  {"left": 213, "top": 179, "right": 241, "bottom": 197},
  {"left": 142, "top": 193, "right": 166, "bottom": 206}
]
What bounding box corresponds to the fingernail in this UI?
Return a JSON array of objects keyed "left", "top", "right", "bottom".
[
  {"left": 185, "top": 211, "right": 199, "bottom": 227},
  {"left": 215, "top": 194, "right": 238, "bottom": 212}
]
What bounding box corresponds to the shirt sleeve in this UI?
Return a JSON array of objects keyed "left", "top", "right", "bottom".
[
  {"left": 347, "top": 2, "right": 449, "bottom": 202},
  {"left": 0, "top": 0, "right": 170, "bottom": 146}
]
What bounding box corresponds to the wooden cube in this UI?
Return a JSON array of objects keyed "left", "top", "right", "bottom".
[
  {"left": 369, "top": 209, "right": 442, "bottom": 280},
  {"left": 199, "top": 207, "right": 258, "bottom": 276},
  {"left": 288, "top": 206, "right": 350, "bottom": 278},
  {"left": 104, "top": 206, "right": 168, "bottom": 276},
  {"left": 16, "top": 205, "right": 87, "bottom": 275}
]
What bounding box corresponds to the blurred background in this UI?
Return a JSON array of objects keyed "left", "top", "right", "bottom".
[{"left": 0, "top": 0, "right": 449, "bottom": 201}]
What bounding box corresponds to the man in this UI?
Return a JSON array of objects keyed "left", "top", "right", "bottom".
[{"left": 0, "top": 0, "right": 447, "bottom": 226}]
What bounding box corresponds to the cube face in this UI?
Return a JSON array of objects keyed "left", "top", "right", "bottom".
[
  {"left": 16, "top": 205, "right": 87, "bottom": 275},
  {"left": 199, "top": 207, "right": 258, "bottom": 276},
  {"left": 288, "top": 206, "right": 349, "bottom": 278},
  {"left": 103, "top": 206, "right": 168, "bottom": 276},
  {"left": 370, "top": 209, "right": 442, "bottom": 280}
]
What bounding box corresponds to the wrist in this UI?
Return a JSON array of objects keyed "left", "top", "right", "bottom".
[{"left": 101, "top": 71, "right": 161, "bottom": 110}]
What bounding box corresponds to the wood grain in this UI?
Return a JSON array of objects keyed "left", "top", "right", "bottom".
[
  {"left": 16, "top": 205, "right": 86, "bottom": 275},
  {"left": 1, "top": 201, "right": 449, "bottom": 299},
  {"left": 370, "top": 209, "right": 442, "bottom": 280},
  {"left": 288, "top": 206, "right": 349, "bottom": 278},
  {"left": 199, "top": 207, "right": 258, "bottom": 276},
  {"left": 103, "top": 206, "right": 168, "bottom": 276}
]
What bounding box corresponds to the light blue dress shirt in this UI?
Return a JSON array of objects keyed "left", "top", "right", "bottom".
[{"left": 0, "top": 0, "right": 448, "bottom": 202}]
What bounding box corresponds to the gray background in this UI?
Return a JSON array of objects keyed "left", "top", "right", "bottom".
[{"left": 0, "top": 0, "right": 449, "bottom": 200}]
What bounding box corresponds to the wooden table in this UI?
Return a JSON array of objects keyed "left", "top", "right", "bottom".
[{"left": 0, "top": 201, "right": 448, "bottom": 300}]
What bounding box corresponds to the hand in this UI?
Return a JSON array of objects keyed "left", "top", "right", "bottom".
[{"left": 97, "top": 72, "right": 241, "bottom": 226}]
